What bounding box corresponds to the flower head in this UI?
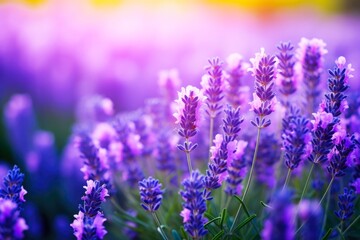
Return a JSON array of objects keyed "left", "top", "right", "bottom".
[
  {"left": 138, "top": 177, "right": 164, "bottom": 212},
  {"left": 298, "top": 200, "right": 322, "bottom": 240},
  {"left": 335, "top": 188, "right": 355, "bottom": 221},
  {"left": 0, "top": 199, "right": 28, "bottom": 239}
]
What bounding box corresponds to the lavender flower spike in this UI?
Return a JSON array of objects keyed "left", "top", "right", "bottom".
[
  {"left": 248, "top": 48, "right": 277, "bottom": 128},
  {"left": 0, "top": 199, "right": 28, "bottom": 239},
  {"left": 71, "top": 180, "right": 109, "bottom": 240},
  {"left": 174, "top": 85, "right": 205, "bottom": 173},
  {"left": 335, "top": 188, "right": 355, "bottom": 222},
  {"left": 139, "top": 177, "right": 164, "bottom": 212},
  {"left": 201, "top": 57, "right": 224, "bottom": 118},
  {"left": 298, "top": 200, "right": 323, "bottom": 240},
  {"left": 262, "top": 190, "right": 295, "bottom": 240},
  {"left": 180, "top": 170, "right": 208, "bottom": 239},
  {"left": 276, "top": 42, "right": 298, "bottom": 98},
  {"left": 297, "top": 37, "right": 327, "bottom": 115},
  {"left": 0, "top": 165, "right": 27, "bottom": 210}
]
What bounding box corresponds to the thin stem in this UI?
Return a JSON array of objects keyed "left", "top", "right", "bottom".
[
  {"left": 343, "top": 214, "right": 360, "bottom": 235},
  {"left": 321, "top": 188, "right": 331, "bottom": 235},
  {"left": 152, "top": 212, "right": 169, "bottom": 240},
  {"left": 299, "top": 163, "right": 315, "bottom": 203},
  {"left": 318, "top": 176, "right": 335, "bottom": 207},
  {"left": 209, "top": 116, "right": 214, "bottom": 162},
  {"left": 185, "top": 138, "right": 193, "bottom": 175},
  {"left": 229, "top": 124, "right": 262, "bottom": 233},
  {"left": 282, "top": 168, "right": 292, "bottom": 192},
  {"left": 224, "top": 195, "right": 231, "bottom": 210}
]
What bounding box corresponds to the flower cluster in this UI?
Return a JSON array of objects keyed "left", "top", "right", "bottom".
[
  {"left": 0, "top": 165, "right": 28, "bottom": 239},
  {"left": 71, "top": 180, "right": 109, "bottom": 240},
  {"left": 139, "top": 177, "right": 164, "bottom": 212},
  {"left": 179, "top": 170, "right": 207, "bottom": 239},
  {"left": 335, "top": 188, "right": 355, "bottom": 222},
  {"left": 249, "top": 48, "right": 277, "bottom": 128}
]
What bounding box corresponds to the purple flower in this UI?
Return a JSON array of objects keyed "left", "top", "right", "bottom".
[
  {"left": 0, "top": 165, "right": 27, "bottom": 210},
  {"left": 297, "top": 38, "right": 327, "bottom": 114},
  {"left": 201, "top": 57, "right": 224, "bottom": 118},
  {"left": 225, "top": 140, "right": 248, "bottom": 196},
  {"left": 282, "top": 107, "right": 311, "bottom": 170},
  {"left": 262, "top": 190, "right": 295, "bottom": 240},
  {"left": 71, "top": 180, "right": 108, "bottom": 240},
  {"left": 179, "top": 170, "right": 208, "bottom": 238},
  {"left": 350, "top": 178, "right": 360, "bottom": 194},
  {"left": 158, "top": 69, "right": 181, "bottom": 102},
  {"left": 222, "top": 106, "right": 244, "bottom": 142},
  {"left": 335, "top": 188, "right": 355, "bottom": 222},
  {"left": 327, "top": 135, "right": 355, "bottom": 177},
  {"left": 0, "top": 199, "right": 28, "bottom": 239},
  {"left": 276, "top": 42, "right": 298, "bottom": 97},
  {"left": 138, "top": 177, "right": 164, "bottom": 212},
  {"left": 249, "top": 48, "right": 277, "bottom": 128},
  {"left": 155, "top": 131, "right": 177, "bottom": 172},
  {"left": 223, "top": 53, "right": 249, "bottom": 108},
  {"left": 255, "top": 133, "right": 281, "bottom": 188},
  {"left": 77, "top": 134, "right": 110, "bottom": 186},
  {"left": 298, "top": 200, "right": 322, "bottom": 240}
]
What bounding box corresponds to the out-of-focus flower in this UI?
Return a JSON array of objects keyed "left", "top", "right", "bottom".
[
  {"left": 298, "top": 200, "right": 323, "bottom": 240},
  {"left": 262, "top": 190, "right": 295, "bottom": 240},
  {"left": 335, "top": 188, "right": 355, "bottom": 222},
  {"left": 158, "top": 69, "right": 181, "bottom": 102},
  {"left": 201, "top": 58, "right": 224, "bottom": 118},
  {"left": 0, "top": 199, "right": 28, "bottom": 239},
  {"left": 223, "top": 53, "right": 249, "bottom": 108}
]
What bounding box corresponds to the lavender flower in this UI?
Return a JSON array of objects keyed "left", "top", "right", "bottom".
[
  {"left": 203, "top": 106, "right": 244, "bottom": 199},
  {"left": 335, "top": 188, "right": 355, "bottom": 222},
  {"left": 0, "top": 199, "right": 28, "bottom": 239},
  {"left": 322, "top": 57, "right": 351, "bottom": 117},
  {"left": 308, "top": 111, "right": 339, "bottom": 164},
  {"left": 201, "top": 57, "right": 224, "bottom": 118},
  {"left": 0, "top": 165, "right": 27, "bottom": 210},
  {"left": 255, "top": 133, "right": 281, "bottom": 188},
  {"left": 298, "top": 200, "right": 323, "bottom": 240},
  {"left": 138, "top": 177, "right": 164, "bottom": 212},
  {"left": 158, "top": 69, "right": 181, "bottom": 102},
  {"left": 297, "top": 38, "right": 327, "bottom": 114},
  {"left": 225, "top": 140, "right": 248, "bottom": 196},
  {"left": 155, "top": 131, "right": 177, "bottom": 172},
  {"left": 223, "top": 53, "right": 249, "bottom": 108},
  {"left": 262, "top": 190, "right": 295, "bottom": 240},
  {"left": 276, "top": 42, "right": 298, "bottom": 97},
  {"left": 71, "top": 180, "right": 109, "bottom": 240},
  {"left": 249, "top": 48, "right": 277, "bottom": 128},
  {"left": 179, "top": 170, "right": 207, "bottom": 239},
  {"left": 282, "top": 107, "right": 310, "bottom": 170},
  {"left": 327, "top": 135, "right": 355, "bottom": 177},
  {"left": 77, "top": 134, "right": 110, "bottom": 186}
]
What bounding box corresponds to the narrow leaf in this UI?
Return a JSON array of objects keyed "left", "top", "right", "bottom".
[
  {"left": 321, "top": 228, "right": 333, "bottom": 240},
  {"left": 234, "top": 214, "right": 257, "bottom": 232},
  {"left": 172, "top": 230, "right": 181, "bottom": 240},
  {"left": 220, "top": 208, "right": 227, "bottom": 227},
  {"left": 204, "top": 217, "right": 222, "bottom": 228},
  {"left": 212, "top": 230, "right": 224, "bottom": 240}
]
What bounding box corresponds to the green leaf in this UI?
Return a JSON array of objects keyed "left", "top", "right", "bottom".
[
  {"left": 172, "top": 230, "right": 181, "bottom": 240},
  {"left": 204, "top": 217, "right": 222, "bottom": 228},
  {"left": 233, "top": 195, "right": 251, "bottom": 218},
  {"left": 220, "top": 208, "right": 227, "bottom": 227},
  {"left": 180, "top": 226, "right": 188, "bottom": 240},
  {"left": 212, "top": 230, "right": 224, "bottom": 240},
  {"left": 233, "top": 214, "right": 257, "bottom": 233},
  {"left": 321, "top": 228, "right": 333, "bottom": 240},
  {"left": 204, "top": 211, "right": 216, "bottom": 220}
]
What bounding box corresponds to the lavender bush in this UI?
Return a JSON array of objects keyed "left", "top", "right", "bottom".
[{"left": 1, "top": 37, "right": 360, "bottom": 240}]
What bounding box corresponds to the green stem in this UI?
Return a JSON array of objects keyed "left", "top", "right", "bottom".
[
  {"left": 282, "top": 168, "right": 292, "bottom": 192},
  {"left": 152, "top": 212, "right": 169, "bottom": 240},
  {"left": 229, "top": 125, "right": 262, "bottom": 233},
  {"left": 185, "top": 138, "right": 193, "bottom": 175},
  {"left": 299, "top": 163, "right": 315, "bottom": 203},
  {"left": 209, "top": 116, "right": 214, "bottom": 162},
  {"left": 321, "top": 188, "right": 331, "bottom": 235},
  {"left": 342, "top": 214, "right": 360, "bottom": 235},
  {"left": 318, "top": 176, "right": 335, "bottom": 207}
]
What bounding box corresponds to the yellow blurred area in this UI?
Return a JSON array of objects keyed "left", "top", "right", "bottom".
[{"left": 0, "top": 0, "right": 342, "bottom": 12}]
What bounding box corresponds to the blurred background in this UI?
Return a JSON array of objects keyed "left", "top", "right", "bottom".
[{"left": 0, "top": 0, "right": 359, "bottom": 238}]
